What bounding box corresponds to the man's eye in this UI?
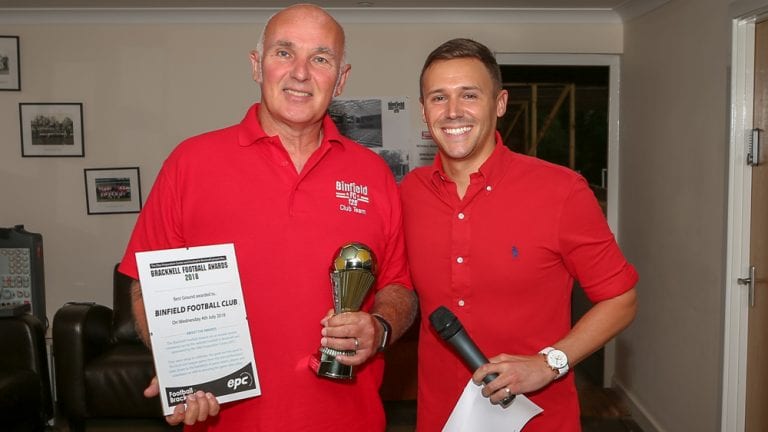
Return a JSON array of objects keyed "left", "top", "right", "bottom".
[
  {"left": 431, "top": 95, "right": 445, "bottom": 102},
  {"left": 313, "top": 56, "right": 330, "bottom": 64},
  {"left": 464, "top": 93, "right": 478, "bottom": 100},
  {"left": 276, "top": 50, "right": 290, "bottom": 57}
]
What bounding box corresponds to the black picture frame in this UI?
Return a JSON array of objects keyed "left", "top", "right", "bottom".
[
  {"left": 19, "top": 103, "right": 85, "bottom": 157},
  {"left": 0, "top": 36, "right": 20, "bottom": 91},
  {"left": 84, "top": 167, "right": 143, "bottom": 215}
]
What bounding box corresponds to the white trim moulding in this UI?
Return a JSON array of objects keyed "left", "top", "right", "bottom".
[{"left": 0, "top": 7, "right": 622, "bottom": 25}]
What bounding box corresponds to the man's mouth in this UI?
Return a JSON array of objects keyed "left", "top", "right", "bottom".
[
  {"left": 442, "top": 126, "right": 472, "bottom": 136},
  {"left": 284, "top": 88, "right": 312, "bottom": 97}
]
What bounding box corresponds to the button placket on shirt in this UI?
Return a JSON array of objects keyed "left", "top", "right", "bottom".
[
  {"left": 286, "top": 138, "right": 333, "bottom": 218},
  {"left": 452, "top": 180, "right": 493, "bottom": 310},
  {"left": 452, "top": 205, "right": 470, "bottom": 309},
  {"left": 269, "top": 137, "right": 300, "bottom": 216}
]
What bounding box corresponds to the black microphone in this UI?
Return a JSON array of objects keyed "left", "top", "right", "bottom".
[{"left": 429, "top": 305, "right": 514, "bottom": 406}]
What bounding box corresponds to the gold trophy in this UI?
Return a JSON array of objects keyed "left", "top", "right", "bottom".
[{"left": 310, "top": 242, "right": 377, "bottom": 380}]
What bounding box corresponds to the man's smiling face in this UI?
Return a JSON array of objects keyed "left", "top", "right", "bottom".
[
  {"left": 421, "top": 57, "right": 507, "bottom": 168},
  {"left": 254, "top": 5, "right": 349, "bottom": 130}
]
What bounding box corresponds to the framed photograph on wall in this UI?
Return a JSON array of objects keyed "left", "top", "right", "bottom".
[
  {"left": 19, "top": 103, "right": 85, "bottom": 157},
  {"left": 84, "top": 167, "right": 142, "bottom": 215},
  {"left": 0, "top": 36, "right": 20, "bottom": 91}
]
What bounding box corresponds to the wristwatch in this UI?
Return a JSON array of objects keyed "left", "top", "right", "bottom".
[
  {"left": 372, "top": 314, "right": 392, "bottom": 352},
  {"left": 539, "top": 347, "right": 569, "bottom": 380}
]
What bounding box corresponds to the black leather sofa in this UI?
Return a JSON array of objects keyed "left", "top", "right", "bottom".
[
  {"left": 52, "top": 264, "right": 178, "bottom": 431},
  {"left": 0, "top": 312, "right": 53, "bottom": 432}
]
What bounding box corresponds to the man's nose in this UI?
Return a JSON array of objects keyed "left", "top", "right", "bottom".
[
  {"left": 291, "top": 58, "right": 310, "bottom": 81},
  {"left": 446, "top": 98, "right": 462, "bottom": 119}
]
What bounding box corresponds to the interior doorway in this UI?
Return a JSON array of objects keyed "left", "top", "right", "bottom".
[
  {"left": 723, "top": 5, "right": 768, "bottom": 430},
  {"left": 744, "top": 17, "right": 768, "bottom": 432},
  {"left": 499, "top": 65, "right": 609, "bottom": 193},
  {"left": 495, "top": 53, "right": 621, "bottom": 387}
]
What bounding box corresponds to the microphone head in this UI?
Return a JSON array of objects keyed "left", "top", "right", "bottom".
[{"left": 429, "top": 306, "right": 463, "bottom": 340}]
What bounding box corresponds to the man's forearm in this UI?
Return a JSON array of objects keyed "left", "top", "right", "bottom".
[
  {"left": 130, "top": 279, "right": 152, "bottom": 349},
  {"left": 371, "top": 284, "right": 418, "bottom": 344},
  {"left": 556, "top": 287, "right": 638, "bottom": 366}
]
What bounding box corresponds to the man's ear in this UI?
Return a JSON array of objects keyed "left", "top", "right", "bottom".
[
  {"left": 333, "top": 64, "right": 352, "bottom": 97},
  {"left": 496, "top": 89, "right": 509, "bottom": 118},
  {"left": 249, "top": 50, "right": 262, "bottom": 83}
]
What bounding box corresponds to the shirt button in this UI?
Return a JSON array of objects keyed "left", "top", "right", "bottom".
[
  {"left": 456, "top": 257, "right": 464, "bottom": 264},
  {"left": 486, "top": 185, "right": 493, "bottom": 192},
  {"left": 458, "top": 299, "right": 465, "bottom": 307},
  {"left": 458, "top": 212, "right": 465, "bottom": 220}
]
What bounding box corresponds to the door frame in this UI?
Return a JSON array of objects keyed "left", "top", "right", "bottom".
[
  {"left": 723, "top": 2, "right": 768, "bottom": 431},
  {"left": 495, "top": 53, "right": 621, "bottom": 386}
]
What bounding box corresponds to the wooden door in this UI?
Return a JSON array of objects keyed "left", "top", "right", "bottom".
[{"left": 745, "top": 18, "right": 768, "bottom": 432}]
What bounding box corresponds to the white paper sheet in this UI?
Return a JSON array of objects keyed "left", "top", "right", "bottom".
[
  {"left": 443, "top": 380, "right": 543, "bottom": 432},
  {"left": 136, "top": 244, "right": 260, "bottom": 415}
]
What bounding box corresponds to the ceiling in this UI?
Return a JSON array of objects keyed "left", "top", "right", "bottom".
[
  {"left": 0, "top": 1, "right": 636, "bottom": 7},
  {"left": 0, "top": 0, "right": 671, "bottom": 22},
  {"left": 0, "top": 0, "right": 663, "bottom": 13}
]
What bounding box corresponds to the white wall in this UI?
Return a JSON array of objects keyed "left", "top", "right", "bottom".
[
  {"left": 0, "top": 11, "right": 622, "bottom": 328},
  {"left": 3, "top": 4, "right": 740, "bottom": 430},
  {"left": 617, "top": 0, "right": 730, "bottom": 430}
]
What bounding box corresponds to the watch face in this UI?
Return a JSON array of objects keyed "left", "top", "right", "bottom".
[{"left": 547, "top": 350, "right": 568, "bottom": 369}]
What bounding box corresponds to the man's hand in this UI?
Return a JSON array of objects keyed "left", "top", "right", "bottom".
[
  {"left": 471, "top": 354, "right": 556, "bottom": 405},
  {"left": 320, "top": 309, "right": 379, "bottom": 366},
  {"left": 318, "top": 284, "right": 417, "bottom": 367},
  {"left": 143, "top": 376, "right": 221, "bottom": 426}
]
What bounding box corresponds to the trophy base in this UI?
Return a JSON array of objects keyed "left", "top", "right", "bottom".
[{"left": 309, "top": 347, "right": 355, "bottom": 380}]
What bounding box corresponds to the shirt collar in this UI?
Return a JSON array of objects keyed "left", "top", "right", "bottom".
[
  {"left": 237, "top": 103, "right": 346, "bottom": 150},
  {"left": 429, "top": 131, "right": 509, "bottom": 187}
]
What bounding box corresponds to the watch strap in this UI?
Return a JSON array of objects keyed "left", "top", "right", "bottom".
[{"left": 372, "top": 314, "right": 392, "bottom": 352}]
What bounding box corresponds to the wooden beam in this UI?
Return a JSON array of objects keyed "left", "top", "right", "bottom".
[
  {"left": 530, "top": 84, "right": 538, "bottom": 156},
  {"left": 569, "top": 83, "right": 576, "bottom": 169},
  {"left": 528, "top": 84, "right": 569, "bottom": 156}
]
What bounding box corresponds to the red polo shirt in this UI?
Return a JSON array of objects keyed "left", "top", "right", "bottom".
[
  {"left": 119, "top": 103, "right": 411, "bottom": 431},
  {"left": 400, "top": 134, "right": 637, "bottom": 432}
]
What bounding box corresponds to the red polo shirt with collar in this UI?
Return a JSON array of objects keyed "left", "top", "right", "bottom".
[
  {"left": 119, "top": 103, "right": 411, "bottom": 431},
  {"left": 400, "top": 134, "right": 638, "bottom": 432}
]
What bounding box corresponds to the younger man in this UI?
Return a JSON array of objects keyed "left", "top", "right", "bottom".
[{"left": 401, "top": 38, "right": 638, "bottom": 431}]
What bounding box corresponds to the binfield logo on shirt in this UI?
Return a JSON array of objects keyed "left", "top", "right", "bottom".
[{"left": 335, "top": 180, "right": 369, "bottom": 215}]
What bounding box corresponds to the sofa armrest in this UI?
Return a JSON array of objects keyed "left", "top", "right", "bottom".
[
  {"left": 52, "top": 302, "right": 113, "bottom": 418},
  {"left": 0, "top": 314, "right": 45, "bottom": 371},
  {"left": 0, "top": 313, "right": 52, "bottom": 422}
]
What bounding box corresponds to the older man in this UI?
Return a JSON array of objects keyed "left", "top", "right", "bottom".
[{"left": 119, "top": 4, "right": 416, "bottom": 430}]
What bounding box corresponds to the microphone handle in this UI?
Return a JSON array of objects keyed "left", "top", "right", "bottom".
[
  {"left": 482, "top": 372, "right": 500, "bottom": 385},
  {"left": 447, "top": 329, "right": 499, "bottom": 384},
  {"left": 447, "top": 326, "right": 514, "bottom": 407}
]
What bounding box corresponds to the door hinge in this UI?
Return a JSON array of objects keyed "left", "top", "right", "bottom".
[
  {"left": 737, "top": 266, "right": 757, "bottom": 307},
  {"left": 748, "top": 128, "right": 761, "bottom": 166}
]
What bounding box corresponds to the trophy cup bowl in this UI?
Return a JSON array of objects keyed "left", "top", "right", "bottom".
[{"left": 310, "top": 242, "right": 377, "bottom": 380}]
